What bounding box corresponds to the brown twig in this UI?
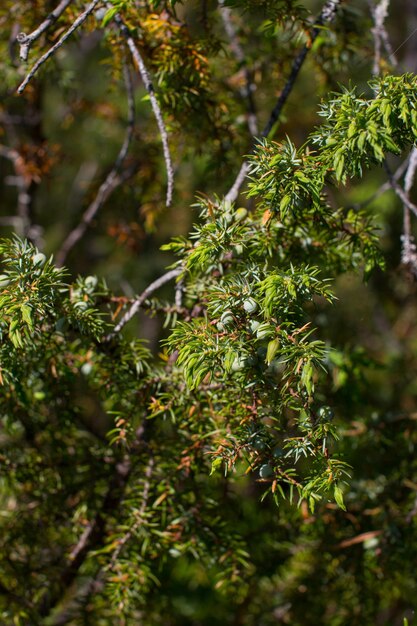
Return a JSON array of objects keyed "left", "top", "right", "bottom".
[
  {"left": 17, "top": 0, "right": 73, "bottom": 62},
  {"left": 55, "top": 62, "right": 135, "bottom": 266},
  {"left": 17, "top": 0, "right": 101, "bottom": 94}
]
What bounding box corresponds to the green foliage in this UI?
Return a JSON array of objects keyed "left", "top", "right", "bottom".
[{"left": 0, "top": 0, "right": 417, "bottom": 624}]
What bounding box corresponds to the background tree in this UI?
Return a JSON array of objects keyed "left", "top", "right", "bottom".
[{"left": 0, "top": 1, "right": 417, "bottom": 624}]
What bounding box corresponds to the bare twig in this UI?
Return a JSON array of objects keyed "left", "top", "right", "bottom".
[
  {"left": 17, "top": 0, "right": 73, "bottom": 62},
  {"left": 404, "top": 148, "right": 417, "bottom": 196},
  {"left": 17, "top": 0, "right": 101, "bottom": 94},
  {"left": 110, "top": 9, "right": 174, "bottom": 207},
  {"left": 55, "top": 62, "right": 135, "bottom": 266},
  {"left": 105, "top": 267, "right": 182, "bottom": 340},
  {"left": 224, "top": 0, "right": 343, "bottom": 203},
  {"left": 219, "top": 0, "right": 258, "bottom": 136}
]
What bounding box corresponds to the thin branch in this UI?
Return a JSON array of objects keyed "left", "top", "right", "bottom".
[
  {"left": 261, "top": 0, "right": 342, "bottom": 139},
  {"left": 55, "top": 62, "right": 135, "bottom": 266},
  {"left": 110, "top": 8, "right": 174, "bottom": 207},
  {"left": 17, "top": 0, "right": 101, "bottom": 94},
  {"left": 43, "top": 422, "right": 153, "bottom": 624},
  {"left": 225, "top": 161, "right": 250, "bottom": 204},
  {"left": 175, "top": 277, "right": 184, "bottom": 308},
  {"left": 219, "top": 0, "right": 258, "bottom": 136},
  {"left": 109, "top": 457, "right": 154, "bottom": 568},
  {"left": 105, "top": 267, "right": 182, "bottom": 340},
  {"left": 404, "top": 147, "right": 417, "bottom": 196},
  {"left": 400, "top": 148, "right": 417, "bottom": 273},
  {"left": 17, "top": 0, "right": 73, "bottom": 62},
  {"left": 369, "top": 0, "right": 389, "bottom": 76},
  {"left": 384, "top": 160, "right": 417, "bottom": 219},
  {"left": 369, "top": 0, "right": 398, "bottom": 75},
  {"left": 352, "top": 157, "right": 410, "bottom": 210},
  {"left": 224, "top": 0, "right": 343, "bottom": 203},
  {"left": 37, "top": 456, "right": 132, "bottom": 619}
]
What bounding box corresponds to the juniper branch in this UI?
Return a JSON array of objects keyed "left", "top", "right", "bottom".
[{"left": 37, "top": 456, "right": 132, "bottom": 619}]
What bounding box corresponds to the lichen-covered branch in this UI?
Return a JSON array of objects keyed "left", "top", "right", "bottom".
[
  {"left": 110, "top": 9, "right": 174, "bottom": 207},
  {"left": 17, "top": 0, "right": 101, "bottom": 94},
  {"left": 17, "top": 0, "right": 73, "bottom": 62}
]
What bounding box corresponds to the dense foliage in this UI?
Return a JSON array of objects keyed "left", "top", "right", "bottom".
[{"left": 1, "top": 0, "right": 417, "bottom": 624}]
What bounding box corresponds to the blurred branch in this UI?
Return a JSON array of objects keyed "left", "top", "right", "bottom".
[
  {"left": 225, "top": 0, "right": 343, "bottom": 204},
  {"left": 0, "top": 144, "right": 42, "bottom": 246},
  {"left": 0, "top": 145, "right": 31, "bottom": 226},
  {"left": 0, "top": 579, "right": 35, "bottom": 618},
  {"left": 110, "top": 8, "right": 174, "bottom": 207},
  {"left": 55, "top": 63, "right": 135, "bottom": 266},
  {"left": 369, "top": 0, "right": 397, "bottom": 75},
  {"left": 16, "top": 0, "right": 73, "bottom": 62},
  {"left": 352, "top": 157, "right": 409, "bottom": 210},
  {"left": 17, "top": 0, "right": 101, "bottom": 94},
  {"left": 400, "top": 147, "right": 417, "bottom": 274},
  {"left": 261, "top": 0, "right": 342, "bottom": 139},
  {"left": 38, "top": 456, "right": 132, "bottom": 619},
  {"left": 42, "top": 424, "right": 152, "bottom": 624},
  {"left": 105, "top": 267, "right": 182, "bottom": 340},
  {"left": 219, "top": 0, "right": 258, "bottom": 136},
  {"left": 225, "top": 162, "right": 250, "bottom": 204},
  {"left": 384, "top": 160, "right": 417, "bottom": 218}
]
